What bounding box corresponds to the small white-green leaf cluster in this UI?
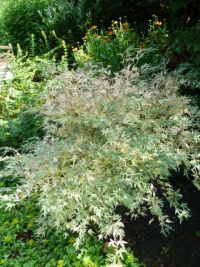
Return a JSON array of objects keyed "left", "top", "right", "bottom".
[{"left": 0, "top": 66, "right": 199, "bottom": 257}]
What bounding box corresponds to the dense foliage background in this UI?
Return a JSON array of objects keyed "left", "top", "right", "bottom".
[{"left": 0, "top": 0, "right": 200, "bottom": 64}]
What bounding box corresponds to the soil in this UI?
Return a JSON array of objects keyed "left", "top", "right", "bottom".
[{"left": 124, "top": 175, "right": 200, "bottom": 267}]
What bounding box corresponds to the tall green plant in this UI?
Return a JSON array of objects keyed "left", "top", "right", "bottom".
[
  {"left": 0, "top": 0, "right": 53, "bottom": 51},
  {"left": 40, "top": 0, "right": 102, "bottom": 46},
  {"left": 75, "top": 20, "right": 139, "bottom": 72}
]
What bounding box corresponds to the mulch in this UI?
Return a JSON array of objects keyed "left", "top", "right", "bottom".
[{"left": 124, "top": 175, "right": 200, "bottom": 267}]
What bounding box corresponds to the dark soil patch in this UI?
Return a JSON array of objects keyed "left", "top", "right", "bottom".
[
  {"left": 16, "top": 229, "right": 33, "bottom": 241},
  {"left": 124, "top": 175, "right": 200, "bottom": 267}
]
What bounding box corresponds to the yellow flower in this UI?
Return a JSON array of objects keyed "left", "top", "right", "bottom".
[
  {"left": 90, "top": 25, "right": 97, "bottom": 30},
  {"left": 94, "top": 34, "right": 101, "bottom": 39},
  {"left": 61, "top": 40, "right": 67, "bottom": 49},
  {"left": 122, "top": 21, "right": 129, "bottom": 32},
  {"left": 154, "top": 20, "right": 162, "bottom": 26},
  {"left": 112, "top": 20, "right": 118, "bottom": 25},
  {"left": 103, "top": 37, "right": 110, "bottom": 43},
  {"left": 107, "top": 31, "right": 114, "bottom": 36}
]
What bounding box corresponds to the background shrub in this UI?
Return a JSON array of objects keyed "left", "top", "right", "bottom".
[
  {"left": 0, "top": 194, "right": 141, "bottom": 266},
  {"left": 0, "top": 0, "right": 199, "bottom": 74},
  {"left": 40, "top": 0, "right": 102, "bottom": 46},
  {"left": 0, "top": 0, "right": 53, "bottom": 52}
]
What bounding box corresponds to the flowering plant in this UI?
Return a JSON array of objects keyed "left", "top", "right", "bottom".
[{"left": 80, "top": 20, "right": 139, "bottom": 72}]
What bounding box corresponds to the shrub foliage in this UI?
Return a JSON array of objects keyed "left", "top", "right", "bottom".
[{"left": 0, "top": 66, "right": 199, "bottom": 257}]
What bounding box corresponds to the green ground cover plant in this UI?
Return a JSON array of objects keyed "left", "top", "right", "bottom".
[
  {"left": 0, "top": 65, "right": 199, "bottom": 261},
  {"left": 0, "top": 194, "right": 141, "bottom": 266}
]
